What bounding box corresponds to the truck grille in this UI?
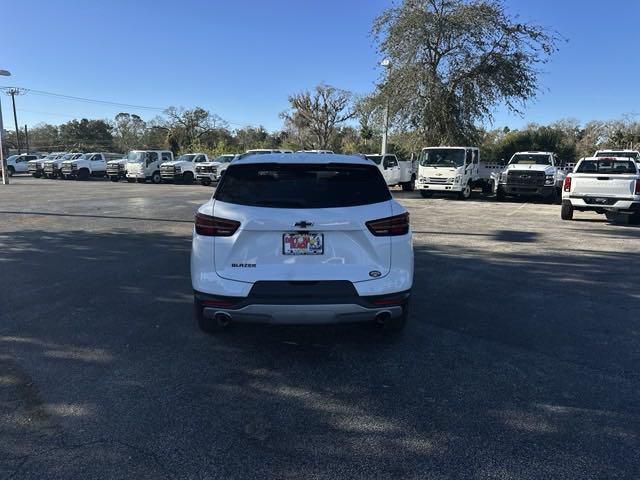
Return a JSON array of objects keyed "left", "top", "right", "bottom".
[
  {"left": 196, "top": 165, "right": 216, "bottom": 174},
  {"left": 506, "top": 171, "right": 545, "bottom": 186},
  {"left": 427, "top": 177, "right": 453, "bottom": 184},
  {"left": 161, "top": 165, "right": 176, "bottom": 177},
  {"left": 44, "top": 164, "right": 55, "bottom": 173},
  {"left": 107, "top": 164, "right": 124, "bottom": 174},
  {"left": 61, "top": 163, "right": 74, "bottom": 174}
]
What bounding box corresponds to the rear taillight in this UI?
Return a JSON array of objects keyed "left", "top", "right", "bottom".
[
  {"left": 195, "top": 212, "right": 240, "bottom": 236},
  {"left": 635, "top": 179, "right": 640, "bottom": 195},
  {"left": 563, "top": 176, "right": 572, "bottom": 192},
  {"left": 366, "top": 212, "right": 410, "bottom": 237}
]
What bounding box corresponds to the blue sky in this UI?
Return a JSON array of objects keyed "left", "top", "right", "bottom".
[{"left": 2, "top": 0, "right": 639, "bottom": 132}]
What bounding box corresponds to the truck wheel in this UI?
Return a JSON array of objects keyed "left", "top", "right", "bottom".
[
  {"left": 7, "top": 166, "right": 14, "bottom": 177},
  {"left": 560, "top": 203, "right": 574, "bottom": 220},
  {"left": 496, "top": 185, "right": 506, "bottom": 202},
  {"left": 482, "top": 181, "right": 492, "bottom": 194},
  {"left": 629, "top": 212, "right": 640, "bottom": 225},
  {"left": 109, "top": 176, "right": 119, "bottom": 182},
  {"left": 200, "top": 179, "right": 212, "bottom": 187},
  {"left": 195, "top": 297, "right": 229, "bottom": 334},
  {"left": 419, "top": 190, "right": 433, "bottom": 198},
  {"left": 77, "top": 169, "right": 90, "bottom": 181},
  {"left": 401, "top": 177, "right": 415, "bottom": 191},
  {"left": 547, "top": 188, "right": 560, "bottom": 204},
  {"left": 458, "top": 183, "right": 471, "bottom": 200},
  {"left": 151, "top": 171, "right": 162, "bottom": 184},
  {"left": 183, "top": 172, "right": 194, "bottom": 185}
]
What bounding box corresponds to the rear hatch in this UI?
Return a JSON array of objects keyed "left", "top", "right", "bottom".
[{"left": 211, "top": 162, "right": 394, "bottom": 283}]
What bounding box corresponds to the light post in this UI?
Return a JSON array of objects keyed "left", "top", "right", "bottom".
[
  {"left": 380, "top": 59, "right": 391, "bottom": 155},
  {"left": 0, "top": 69, "right": 11, "bottom": 185}
]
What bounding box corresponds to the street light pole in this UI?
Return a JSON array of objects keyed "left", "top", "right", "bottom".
[
  {"left": 0, "top": 69, "right": 11, "bottom": 186},
  {"left": 380, "top": 59, "right": 391, "bottom": 155}
]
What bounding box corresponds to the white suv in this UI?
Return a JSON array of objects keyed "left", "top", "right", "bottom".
[{"left": 191, "top": 153, "right": 414, "bottom": 334}]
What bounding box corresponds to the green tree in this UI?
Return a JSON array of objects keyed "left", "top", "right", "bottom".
[
  {"left": 373, "top": 0, "right": 560, "bottom": 145},
  {"left": 112, "top": 113, "right": 146, "bottom": 152},
  {"left": 59, "top": 119, "right": 113, "bottom": 151}
]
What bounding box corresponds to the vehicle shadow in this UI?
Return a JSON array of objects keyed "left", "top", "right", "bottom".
[{"left": 1, "top": 228, "right": 638, "bottom": 479}]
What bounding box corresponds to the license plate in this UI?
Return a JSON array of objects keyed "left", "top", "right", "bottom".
[{"left": 282, "top": 233, "right": 324, "bottom": 255}]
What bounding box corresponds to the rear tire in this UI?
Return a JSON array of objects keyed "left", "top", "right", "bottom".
[
  {"left": 195, "top": 298, "right": 228, "bottom": 334},
  {"left": 401, "top": 177, "right": 415, "bottom": 191},
  {"left": 419, "top": 190, "right": 433, "bottom": 198},
  {"left": 481, "top": 181, "right": 492, "bottom": 194},
  {"left": 496, "top": 185, "right": 506, "bottom": 202},
  {"left": 560, "top": 203, "right": 574, "bottom": 220},
  {"left": 7, "top": 166, "right": 14, "bottom": 177},
  {"left": 151, "top": 171, "right": 162, "bottom": 184},
  {"left": 77, "top": 169, "right": 90, "bottom": 181}
]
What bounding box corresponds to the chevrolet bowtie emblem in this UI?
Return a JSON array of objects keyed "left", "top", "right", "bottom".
[{"left": 294, "top": 221, "right": 314, "bottom": 228}]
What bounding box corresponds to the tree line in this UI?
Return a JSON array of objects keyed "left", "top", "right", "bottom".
[{"left": 4, "top": 1, "right": 638, "bottom": 161}]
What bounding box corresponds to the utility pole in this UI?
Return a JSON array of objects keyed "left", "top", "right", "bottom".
[
  {"left": 24, "top": 124, "right": 29, "bottom": 153},
  {"left": 380, "top": 59, "right": 391, "bottom": 155},
  {"left": 0, "top": 69, "right": 12, "bottom": 185},
  {"left": 5, "top": 88, "right": 25, "bottom": 154}
]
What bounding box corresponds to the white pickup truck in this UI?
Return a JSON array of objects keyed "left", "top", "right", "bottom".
[
  {"left": 417, "top": 146, "right": 496, "bottom": 199},
  {"left": 29, "top": 152, "right": 66, "bottom": 178},
  {"left": 496, "top": 151, "right": 566, "bottom": 203},
  {"left": 561, "top": 156, "right": 640, "bottom": 224},
  {"left": 160, "top": 153, "right": 211, "bottom": 184},
  {"left": 44, "top": 152, "right": 84, "bottom": 179},
  {"left": 194, "top": 154, "right": 237, "bottom": 186},
  {"left": 6, "top": 153, "right": 40, "bottom": 176},
  {"left": 365, "top": 154, "right": 417, "bottom": 191},
  {"left": 125, "top": 150, "right": 174, "bottom": 184},
  {"left": 61, "top": 152, "right": 122, "bottom": 180},
  {"left": 106, "top": 157, "right": 129, "bottom": 182}
]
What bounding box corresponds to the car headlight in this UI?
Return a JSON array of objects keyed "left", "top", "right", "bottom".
[
  {"left": 499, "top": 173, "right": 508, "bottom": 183},
  {"left": 545, "top": 175, "right": 555, "bottom": 185},
  {"left": 453, "top": 176, "right": 461, "bottom": 183}
]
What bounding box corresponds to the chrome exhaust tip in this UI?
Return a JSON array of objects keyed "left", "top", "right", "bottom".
[
  {"left": 214, "top": 312, "right": 232, "bottom": 327},
  {"left": 375, "top": 311, "right": 392, "bottom": 325}
]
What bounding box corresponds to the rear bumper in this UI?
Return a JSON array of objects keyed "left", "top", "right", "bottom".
[
  {"left": 195, "top": 289, "right": 410, "bottom": 325},
  {"left": 564, "top": 197, "right": 640, "bottom": 212}
]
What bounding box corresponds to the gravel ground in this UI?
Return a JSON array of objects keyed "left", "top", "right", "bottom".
[{"left": 1, "top": 176, "right": 639, "bottom": 479}]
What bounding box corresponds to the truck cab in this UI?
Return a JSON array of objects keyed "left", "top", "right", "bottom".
[
  {"left": 62, "top": 152, "right": 122, "bottom": 180},
  {"left": 160, "top": 153, "right": 210, "bottom": 184},
  {"left": 125, "top": 150, "right": 173, "bottom": 184},
  {"left": 417, "top": 146, "right": 486, "bottom": 199},
  {"left": 496, "top": 151, "right": 564, "bottom": 203},
  {"left": 195, "top": 154, "right": 237, "bottom": 186},
  {"left": 561, "top": 156, "right": 640, "bottom": 224},
  {"left": 6, "top": 153, "right": 39, "bottom": 176}
]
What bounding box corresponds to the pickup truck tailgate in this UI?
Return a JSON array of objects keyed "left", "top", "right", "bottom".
[{"left": 571, "top": 174, "right": 637, "bottom": 196}]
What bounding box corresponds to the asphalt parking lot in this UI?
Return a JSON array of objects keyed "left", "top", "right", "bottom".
[{"left": 1, "top": 176, "right": 639, "bottom": 479}]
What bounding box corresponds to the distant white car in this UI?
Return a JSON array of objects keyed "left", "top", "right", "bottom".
[
  {"left": 561, "top": 156, "right": 640, "bottom": 223},
  {"left": 6, "top": 153, "right": 39, "bottom": 176},
  {"left": 195, "top": 154, "right": 237, "bottom": 186},
  {"left": 191, "top": 153, "right": 414, "bottom": 334}
]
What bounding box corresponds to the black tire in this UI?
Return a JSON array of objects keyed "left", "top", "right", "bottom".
[
  {"left": 458, "top": 183, "right": 472, "bottom": 200},
  {"left": 560, "top": 202, "right": 574, "bottom": 220},
  {"left": 151, "top": 171, "right": 162, "bottom": 184},
  {"left": 7, "top": 166, "right": 15, "bottom": 177},
  {"left": 382, "top": 301, "right": 409, "bottom": 334},
  {"left": 109, "top": 176, "right": 119, "bottom": 182},
  {"left": 419, "top": 190, "right": 433, "bottom": 198},
  {"left": 401, "top": 177, "right": 416, "bottom": 191},
  {"left": 200, "top": 179, "right": 212, "bottom": 187},
  {"left": 605, "top": 211, "right": 617, "bottom": 222},
  {"left": 482, "top": 181, "right": 492, "bottom": 194},
  {"left": 77, "top": 169, "right": 90, "bottom": 181},
  {"left": 546, "top": 188, "right": 560, "bottom": 204},
  {"left": 629, "top": 212, "right": 640, "bottom": 225},
  {"left": 496, "top": 185, "right": 506, "bottom": 202},
  {"left": 195, "top": 297, "right": 229, "bottom": 334},
  {"left": 182, "top": 172, "right": 194, "bottom": 185}
]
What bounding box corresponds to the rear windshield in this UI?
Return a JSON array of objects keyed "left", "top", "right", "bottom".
[
  {"left": 577, "top": 159, "right": 637, "bottom": 174},
  {"left": 215, "top": 163, "right": 391, "bottom": 208}
]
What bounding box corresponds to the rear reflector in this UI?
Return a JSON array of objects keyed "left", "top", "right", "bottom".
[
  {"left": 201, "top": 298, "right": 236, "bottom": 308},
  {"left": 563, "top": 176, "right": 572, "bottom": 192},
  {"left": 366, "top": 212, "right": 410, "bottom": 237},
  {"left": 195, "top": 212, "right": 240, "bottom": 237},
  {"left": 636, "top": 179, "right": 640, "bottom": 195}
]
